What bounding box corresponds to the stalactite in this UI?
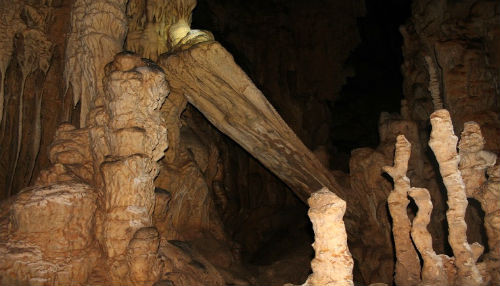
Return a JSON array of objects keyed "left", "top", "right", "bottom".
[
  {"left": 424, "top": 56, "right": 443, "bottom": 110},
  {"left": 428, "top": 109, "right": 483, "bottom": 286},
  {"left": 0, "top": 0, "right": 25, "bottom": 130},
  {"left": 126, "top": 0, "right": 213, "bottom": 61},
  {"left": 28, "top": 89, "right": 43, "bottom": 184},
  {"left": 7, "top": 29, "right": 52, "bottom": 197},
  {"left": 64, "top": 0, "right": 128, "bottom": 127}
]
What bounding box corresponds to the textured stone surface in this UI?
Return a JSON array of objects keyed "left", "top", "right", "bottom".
[
  {"left": 400, "top": 0, "right": 500, "bottom": 154},
  {"left": 429, "top": 110, "right": 483, "bottom": 286},
  {"left": 91, "top": 52, "right": 168, "bottom": 284},
  {"left": 0, "top": 183, "right": 99, "bottom": 285},
  {"left": 161, "top": 40, "right": 346, "bottom": 204},
  {"left": 64, "top": 0, "right": 128, "bottom": 126},
  {"left": 383, "top": 135, "right": 421, "bottom": 286},
  {"left": 300, "top": 188, "right": 353, "bottom": 286}
]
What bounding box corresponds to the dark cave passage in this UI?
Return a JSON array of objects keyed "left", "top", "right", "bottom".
[{"left": 192, "top": 0, "right": 412, "bottom": 284}]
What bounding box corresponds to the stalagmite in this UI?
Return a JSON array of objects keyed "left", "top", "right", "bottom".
[
  {"left": 476, "top": 165, "right": 500, "bottom": 285},
  {"left": 459, "top": 121, "right": 499, "bottom": 285},
  {"left": 64, "top": 0, "right": 127, "bottom": 126},
  {"left": 382, "top": 135, "right": 421, "bottom": 286},
  {"left": 161, "top": 41, "right": 346, "bottom": 205},
  {"left": 428, "top": 109, "right": 483, "bottom": 286},
  {"left": 301, "top": 187, "right": 353, "bottom": 286},
  {"left": 92, "top": 53, "right": 168, "bottom": 283},
  {"left": 458, "top": 122, "right": 497, "bottom": 198},
  {"left": 408, "top": 187, "right": 447, "bottom": 286}
]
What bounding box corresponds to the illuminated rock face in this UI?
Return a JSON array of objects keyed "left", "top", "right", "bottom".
[
  {"left": 0, "top": 1, "right": 498, "bottom": 285},
  {"left": 90, "top": 53, "right": 168, "bottom": 284},
  {"left": 0, "top": 183, "right": 99, "bottom": 286},
  {"left": 303, "top": 188, "right": 354, "bottom": 286},
  {"left": 0, "top": 53, "right": 169, "bottom": 285}
]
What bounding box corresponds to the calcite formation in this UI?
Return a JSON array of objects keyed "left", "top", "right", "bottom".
[
  {"left": 400, "top": 0, "right": 500, "bottom": 153},
  {"left": 91, "top": 52, "right": 168, "bottom": 283},
  {"left": 383, "top": 135, "right": 421, "bottom": 286},
  {"left": 161, "top": 40, "right": 346, "bottom": 204},
  {"left": 0, "top": 183, "right": 99, "bottom": 285},
  {"left": 300, "top": 188, "right": 353, "bottom": 286},
  {"left": 64, "top": 0, "right": 128, "bottom": 126},
  {"left": 0, "top": 53, "right": 170, "bottom": 285},
  {"left": 428, "top": 109, "right": 483, "bottom": 286},
  {"left": 385, "top": 109, "right": 499, "bottom": 286}
]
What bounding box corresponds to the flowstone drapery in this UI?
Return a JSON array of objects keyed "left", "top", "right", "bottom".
[{"left": 384, "top": 109, "right": 498, "bottom": 286}]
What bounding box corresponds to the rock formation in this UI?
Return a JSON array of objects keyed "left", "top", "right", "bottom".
[
  {"left": 0, "top": 0, "right": 498, "bottom": 285},
  {"left": 385, "top": 109, "right": 499, "bottom": 286},
  {"left": 0, "top": 52, "right": 171, "bottom": 285},
  {"left": 301, "top": 188, "right": 354, "bottom": 286}
]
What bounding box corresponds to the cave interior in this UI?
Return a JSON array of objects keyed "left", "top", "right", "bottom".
[{"left": 0, "top": 0, "right": 499, "bottom": 285}]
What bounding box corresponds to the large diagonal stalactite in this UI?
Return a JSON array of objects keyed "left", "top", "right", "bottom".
[{"left": 160, "top": 41, "right": 347, "bottom": 204}]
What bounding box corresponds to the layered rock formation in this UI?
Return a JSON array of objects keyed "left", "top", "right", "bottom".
[{"left": 0, "top": 53, "right": 171, "bottom": 285}]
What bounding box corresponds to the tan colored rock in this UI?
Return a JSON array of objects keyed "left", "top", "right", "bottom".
[
  {"left": 458, "top": 121, "right": 497, "bottom": 197},
  {"left": 159, "top": 239, "right": 225, "bottom": 286},
  {"left": 91, "top": 52, "right": 168, "bottom": 283},
  {"left": 476, "top": 165, "right": 500, "bottom": 285},
  {"left": 401, "top": 0, "right": 500, "bottom": 154},
  {"left": 408, "top": 187, "right": 447, "bottom": 286},
  {"left": 154, "top": 50, "right": 228, "bottom": 242},
  {"left": 0, "top": 183, "right": 99, "bottom": 285},
  {"left": 36, "top": 123, "right": 93, "bottom": 186},
  {"left": 127, "top": 227, "right": 164, "bottom": 285},
  {"left": 64, "top": 0, "right": 128, "bottom": 126},
  {"left": 428, "top": 109, "right": 483, "bottom": 286},
  {"left": 0, "top": 0, "right": 25, "bottom": 126},
  {"left": 348, "top": 148, "right": 394, "bottom": 285},
  {"left": 301, "top": 188, "right": 353, "bottom": 286},
  {"left": 161, "top": 40, "right": 346, "bottom": 206},
  {"left": 383, "top": 135, "right": 421, "bottom": 286}
]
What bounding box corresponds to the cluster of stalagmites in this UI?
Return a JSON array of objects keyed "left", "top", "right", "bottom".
[
  {"left": 383, "top": 109, "right": 499, "bottom": 286},
  {"left": 0, "top": 53, "right": 221, "bottom": 286}
]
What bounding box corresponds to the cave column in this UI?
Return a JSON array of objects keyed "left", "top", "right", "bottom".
[{"left": 89, "top": 53, "right": 168, "bottom": 284}]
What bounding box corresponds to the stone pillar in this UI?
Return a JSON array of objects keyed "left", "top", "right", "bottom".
[{"left": 92, "top": 53, "right": 168, "bottom": 283}]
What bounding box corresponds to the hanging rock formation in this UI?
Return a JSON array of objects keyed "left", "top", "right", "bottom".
[{"left": 64, "top": 0, "right": 128, "bottom": 126}]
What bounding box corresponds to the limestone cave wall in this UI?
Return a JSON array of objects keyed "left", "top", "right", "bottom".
[{"left": 0, "top": 0, "right": 499, "bottom": 285}]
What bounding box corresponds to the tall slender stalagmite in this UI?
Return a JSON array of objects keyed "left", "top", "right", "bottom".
[
  {"left": 428, "top": 109, "right": 483, "bottom": 286},
  {"left": 382, "top": 135, "right": 421, "bottom": 286},
  {"left": 408, "top": 187, "right": 447, "bottom": 286}
]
